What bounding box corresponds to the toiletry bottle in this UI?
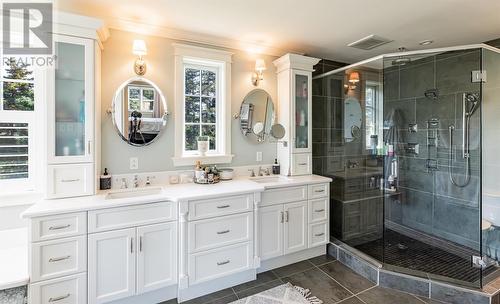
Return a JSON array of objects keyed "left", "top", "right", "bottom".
[
  {"left": 100, "top": 168, "right": 112, "bottom": 190},
  {"left": 272, "top": 159, "right": 280, "bottom": 175}
]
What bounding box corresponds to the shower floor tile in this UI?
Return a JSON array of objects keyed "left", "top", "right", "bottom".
[{"left": 354, "top": 229, "right": 497, "bottom": 285}]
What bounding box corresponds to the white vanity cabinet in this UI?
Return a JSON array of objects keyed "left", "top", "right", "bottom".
[
  {"left": 87, "top": 202, "right": 178, "bottom": 304},
  {"left": 46, "top": 31, "right": 102, "bottom": 199},
  {"left": 259, "top": 183, "right": 330, "bottom": 265},
  {"left": 273, "top": 54, "right": 320, "bottom": 176}
]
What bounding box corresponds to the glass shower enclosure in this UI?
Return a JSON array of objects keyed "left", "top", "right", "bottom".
[{"left": 312, "top": 44, "right": 500, "bottom": 288}]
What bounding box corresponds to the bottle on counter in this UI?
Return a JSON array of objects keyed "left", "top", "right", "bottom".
[
  {"left": 100, "top": 168, "right": 112, "bottom": 190},
  {"left": 272, "top": 158, "right": 280, "bottom": 175}
]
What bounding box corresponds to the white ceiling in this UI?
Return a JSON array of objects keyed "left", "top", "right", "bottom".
[{"left": 55, "top": 0, "right": 500, "bottom": 63}]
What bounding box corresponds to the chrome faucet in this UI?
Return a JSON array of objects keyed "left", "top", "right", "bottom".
[
  {"left": 258, "top": 166, "right": 264, "bottom": 176},
  {"left": 120, "top": 178, "right": 128, "bottom": 189},
  {"left": 133, "top": 175, "right": 140, "bottom": 188},
  {"left": 248, "top": 169, "right": 256, "bottom": 177},
  {"left": 145, "top": 176, "right": 151, "bottom": 186},
  {"left": 264, "top": 168, "right": 271, "bottom": 176}
]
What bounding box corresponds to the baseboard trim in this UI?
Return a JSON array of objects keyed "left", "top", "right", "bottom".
[{"left": 258, "top": 246, "right": 326, "bottom": 273}]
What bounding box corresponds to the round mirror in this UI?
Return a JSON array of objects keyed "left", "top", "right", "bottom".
[
  {"left": 344, "top": 97, "right": 362, "bottom": 143},
  {"left": 111, "top": 77, "right": 167, "bottom": 146},
  {"left": 239, "top": 89, "right": 275, "bottom": 142}
]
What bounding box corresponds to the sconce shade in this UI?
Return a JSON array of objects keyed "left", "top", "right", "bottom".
[
  {"left": 132, "top": 40, "right": 147, "bottom": 56},
  {"left": 255, "top": 59, "right": 266, "bottom": 72},
  {"left": 349, "top": 71, "right": 360, "bottom": 83}
]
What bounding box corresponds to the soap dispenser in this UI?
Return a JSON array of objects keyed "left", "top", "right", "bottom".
[
  {"left": 272, "top": 159, "right": 280, "bottom": 175},
  {"left": 100, "top": 168, "right": 112, "bottom": 190}
]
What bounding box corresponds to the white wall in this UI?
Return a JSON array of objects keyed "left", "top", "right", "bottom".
[{"left": 101, "top": 29, "right": 278, "bottom": 174}]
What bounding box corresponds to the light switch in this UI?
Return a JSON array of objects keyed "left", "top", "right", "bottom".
[
  {"left": 129, "top": 157, "right": 139, "bottom": 170},
  {"left": 256, "top": 151, "right": 262, "bottom": 162}
]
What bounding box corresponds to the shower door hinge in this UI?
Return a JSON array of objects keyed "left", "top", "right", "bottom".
[
  {"left": 471, "top": 70, "right": 487, "bottom": 83},
  {"left": 472, "top": 255, "right": 487, "bottom": 269}
]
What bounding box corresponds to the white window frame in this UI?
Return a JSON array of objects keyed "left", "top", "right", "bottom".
[
  {"left": 365, "top": 81, "right": 383, "bottom": 150},
  {"left": 0, "top": 58, "right": 45, "bottom": 196},
  {"left": 172, "top": 43, "right": 233, "bottom": 166}
]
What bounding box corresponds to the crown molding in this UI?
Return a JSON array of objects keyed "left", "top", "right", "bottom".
[{"left": 103, "top": 16, "right": 301, "bottom": 57}]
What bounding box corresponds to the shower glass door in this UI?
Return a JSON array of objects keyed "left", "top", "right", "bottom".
[{"left": 382, "top": 48, "right": 483, "bottom": 288}]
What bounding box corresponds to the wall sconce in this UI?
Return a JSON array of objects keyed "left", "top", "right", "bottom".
[
  {"left": 344, "top": 71, "right": 360, "bottom": 91},
  {"left": 251, "top": 59, "right": 266, "bottom": 86},
  {"left": 132, "top": 39, "right": 147, "bottom": 76}
]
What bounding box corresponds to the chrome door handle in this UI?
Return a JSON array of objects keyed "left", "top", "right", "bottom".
[
  {"left": 217, "top": 260, "right": 230, "bottom": 266},
  {"left": 280, "top": 211, "right": 284, "bottom": 223},
  {"left": 87, "top": 140, "right": 92, "bottom": 155},
  {"left": 217, "top": 205, "right": 230, "bottom": 209},
  {"left": 139, "top": 236, "right": 143, "bottom": 252},
  {"left": 48, "top": 224, "right": 71, "bottom": 230},
  {"left": 284, "top": 211, "right": 289, "bottom": 223},
  {"left": 49, "top": 294, "right": 70, "bottom": 302},
  {"left": 217, "top": 230, "right": 230, "bottom": 234},
  {"left": 61, "top": 179, "right": 80, "bottom": 183},
  {"left": 130, "top": 238, "right": 134, "bottom": 253},
  {"left": 49, "top": 255, "right": 70, "bottom": 262}
]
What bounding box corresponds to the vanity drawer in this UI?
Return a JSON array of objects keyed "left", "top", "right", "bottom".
[
  {"left": 309, "top": 222, "right": 328, "bottom": 248},
  {"left": 31, "top": 212, "right": 87, "bottom": 242},
  {"left": 88, "top": 201, "right": 176, "bottom": 233},
  {"left": 47, "top": 163, "right": 94, "bottom": 199},
  {"left": 261, "top": 186, "right": 307, "bottom": 206},
  {"left": 308, "top": 183, "right": 329, "bottom": 199},
  {"left": 188, "top": 212, "right": 252, "bottom": 253},
  {"left": 188, "top": 242, "right": 252, "bottom": 285},
  {"left": 31, "top": 236, "right": 87, "bottom": 282},
  {"left": 309, "top": 198, "right": 328, "bottom": 223},
  {"left": 291, "top": 153, "right": 311, "bottom": 176},
  {"left": 188, "top": 194, "right": 253, "bottom": 221},
  {"left": 30, "top": 272, "right": 87, "bottom": 304}
]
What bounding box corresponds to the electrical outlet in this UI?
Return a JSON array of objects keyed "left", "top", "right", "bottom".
[
  {"left": 256, "top": 151, "right": 262, "bottom": 162},
  {"left": 129, "top": 157, "right": 139, "bottom": 170}
]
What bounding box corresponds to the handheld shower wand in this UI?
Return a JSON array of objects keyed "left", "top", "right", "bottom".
[{"left": 448, "top": 92, "right": 479, "bottom": 188}]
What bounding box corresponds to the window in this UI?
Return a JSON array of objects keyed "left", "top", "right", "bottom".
[
  {"left": 365, "top": 82, "right": 383, "bottom": 149},
  {"left": 128, "top": 85, "right": 155, "bottom": 112},
  {"left": 184, "top": 64, "right": 217, "bottom": 152},
  {"left": 173, "top": 43, "right": 233, "bottom": 166},
  {"left": 0, "top": 57, "right": 38, "bottom": 192}
]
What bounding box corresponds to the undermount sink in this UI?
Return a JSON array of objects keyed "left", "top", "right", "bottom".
[
  {"left": 105, "top": 187, "right": 163, "bottom": 200},
  {"left": 250, "top": 176, "right": 288, "bottom": 184}
]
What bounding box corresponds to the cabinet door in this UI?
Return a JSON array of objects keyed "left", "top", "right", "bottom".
[
  {"left": 88, "top": 228, "right": 135, "bottom": 304},
  {"left": 292, "top": 70, "right": 312, "bottom": 153},
  {"left": 259, "top": 205, "right": 283, "bottom": 260},
  {"left": 137, "top": 222, "right": 177, "bottom": 294},
  {"left": 48, "top": 34, "right": 94, "bottom": 164},
  {"left": 284, "top": 201, "right": 308, "bottom": 254}
]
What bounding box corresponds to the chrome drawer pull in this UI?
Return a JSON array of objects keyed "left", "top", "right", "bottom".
[
  {"left": 49, "top": 255, "right": 71, "bottom": 262},
  {"left": 61, "top": 178, "right": 80, "bottom": 183},
  {"left": 217, "top": 260, "right": 230, "bottom": 266},
  {"left": 217, "top": 230, "right": 230, "bottom": 235},
  {"left": 48, "top": 224, "right": 71, "bottom": 230},
  {"left": 49, "top": 294, "right": 70, "bottom": 302},
  {"left": 315, "top": 233, "right": 325, "bottom": 237},
  {"left": 298, "top": 163, "right": 307, "bottom": 166},
  {"left": 217, "top": 205, "right": 230, "bottom": 209},
  {"left": 314, "top": 209, "right": 325, "bottom": 212},
  {"left": 314, "top": 189, "right": 325, "bottom": 193}
]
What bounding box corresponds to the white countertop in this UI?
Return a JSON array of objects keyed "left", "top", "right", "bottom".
[{"left": 22, "top": 175, "right": 332, "bottom": 218}]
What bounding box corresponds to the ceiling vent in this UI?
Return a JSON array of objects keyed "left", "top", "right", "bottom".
[{"left": 347, "top": 35, "right": 392, "bottom": 50}]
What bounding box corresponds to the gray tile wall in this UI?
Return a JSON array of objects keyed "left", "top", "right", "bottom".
[{"left": 383, "top": 49, "right": 482, "bottom": 250}]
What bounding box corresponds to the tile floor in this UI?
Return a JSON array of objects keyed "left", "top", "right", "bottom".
[{"left": 161, "top": 255, "right": 448, "bottom": 304}]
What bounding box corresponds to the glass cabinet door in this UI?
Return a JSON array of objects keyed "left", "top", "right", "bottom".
[
  {"left": 294, "top": 73, "right": 309, "bottom": 150},
  {"left": 54, "top": 41, "right": 86, "bottom": 157}
]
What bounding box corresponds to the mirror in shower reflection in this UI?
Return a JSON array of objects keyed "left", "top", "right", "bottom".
[{"left": 312, "top": 47, "right": 494, "bottom": 288}]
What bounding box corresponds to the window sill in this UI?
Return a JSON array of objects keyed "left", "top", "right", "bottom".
[
  {"left": 172, "top": 154, "right": 234, "bottom": 167},
  {"left": 0, "top": 192, "right": 42, "bottom": 208}
]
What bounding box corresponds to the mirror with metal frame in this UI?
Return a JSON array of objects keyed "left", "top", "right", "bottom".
[
  {"left": 239, "top": 89, "right": 284, "bottom": 142},
  {"left": 111, "top": 77, "right": 167, "bottom": 146}
]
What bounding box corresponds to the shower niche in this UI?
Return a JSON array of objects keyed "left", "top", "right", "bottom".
[{"left": 312, "top": 44, "right": 500, "bottom": 289}]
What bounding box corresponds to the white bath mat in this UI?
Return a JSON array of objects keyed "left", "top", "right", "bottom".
[{"left": 230, "top": 283, "right": 323, "bottom": 304}]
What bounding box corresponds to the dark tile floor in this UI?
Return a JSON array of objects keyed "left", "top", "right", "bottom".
[{"left": 161, "top": 254, "right": 445, "bottom": 304}]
